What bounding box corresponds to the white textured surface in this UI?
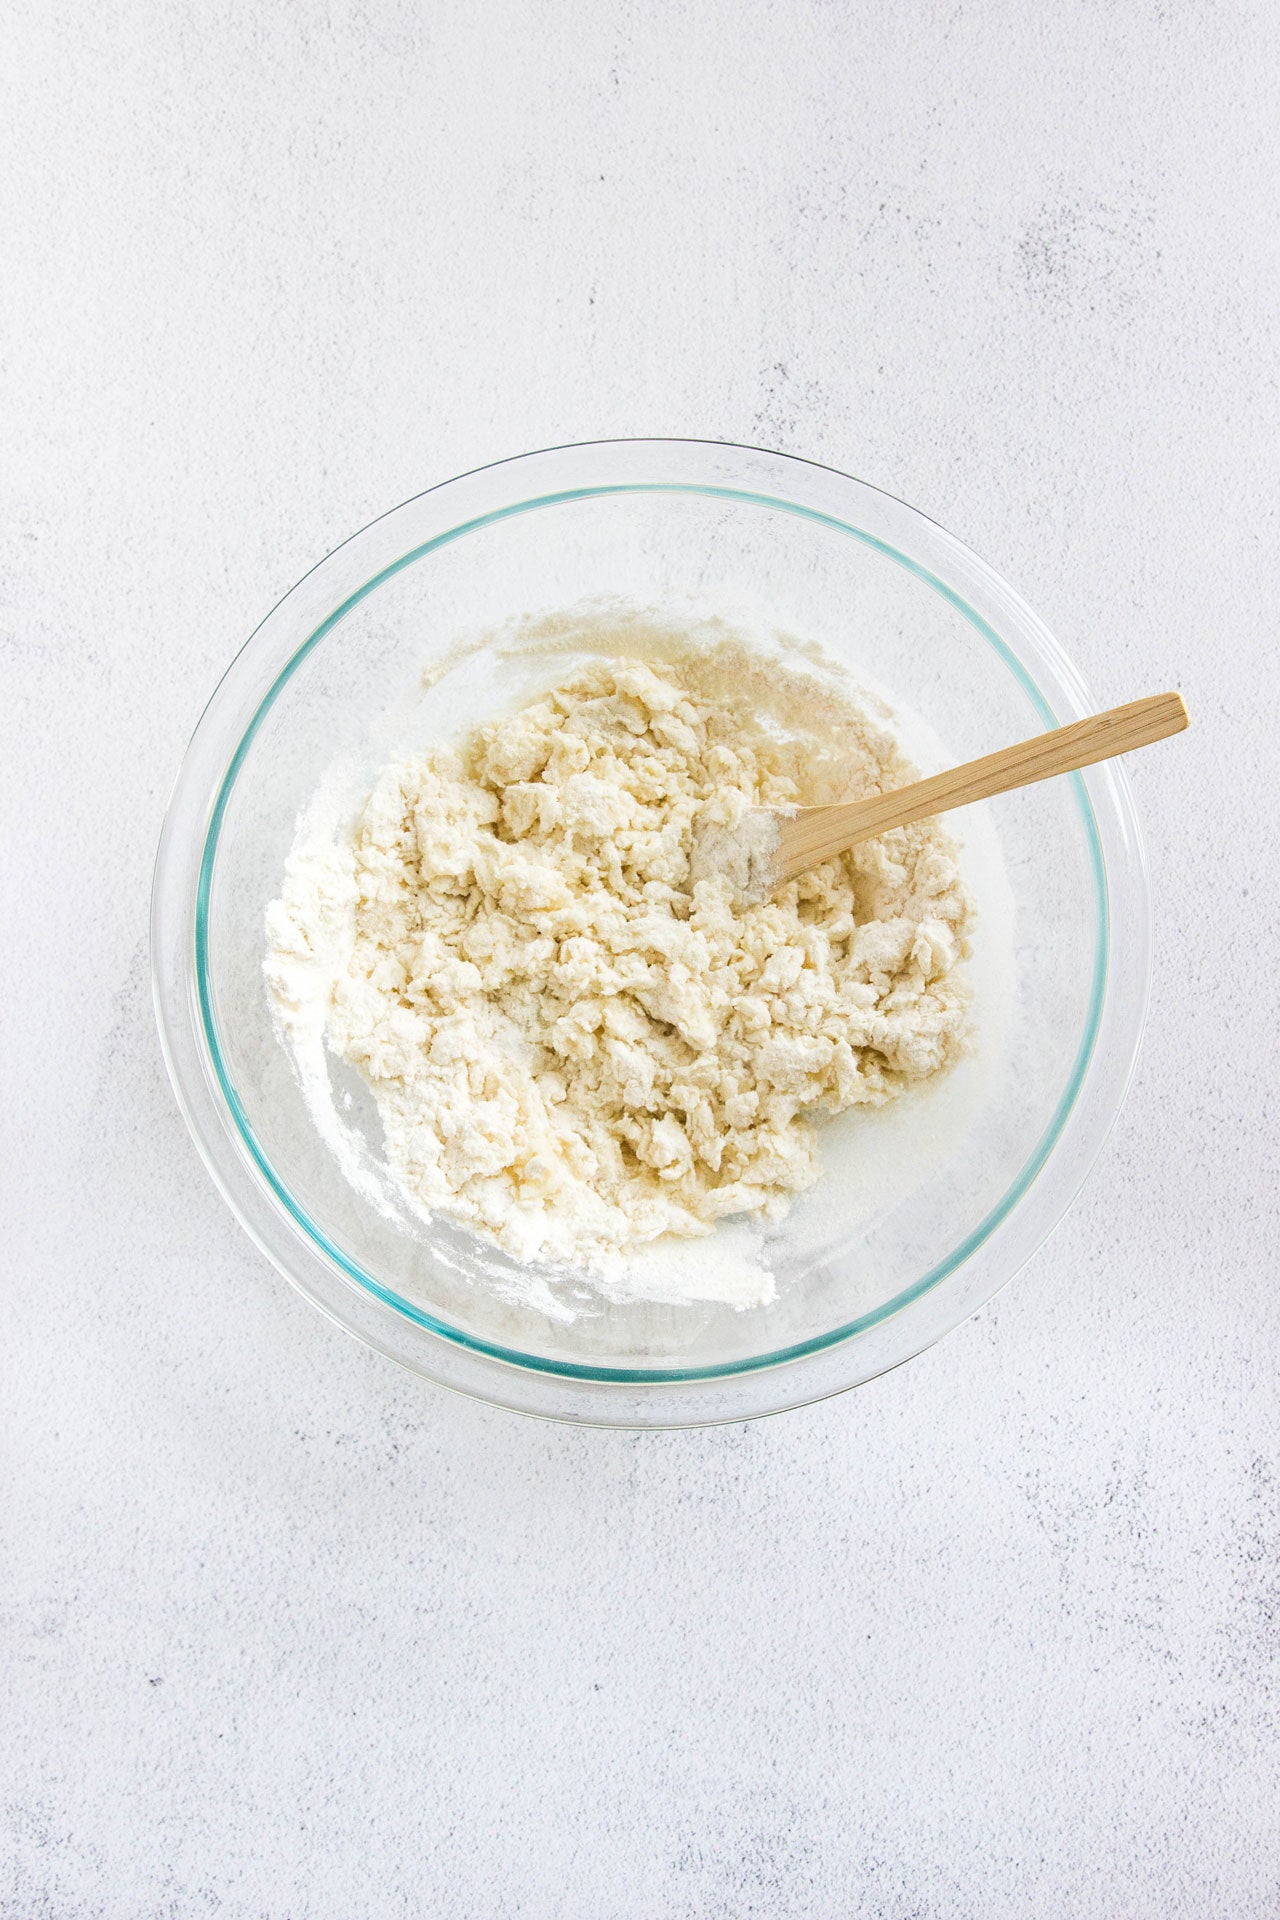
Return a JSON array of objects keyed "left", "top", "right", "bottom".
[{"left": 3, "top": 2, "right": 1278, "bottom": 1913}]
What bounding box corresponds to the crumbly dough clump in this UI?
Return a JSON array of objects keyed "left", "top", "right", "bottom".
[{"left": 266, "top": 644, "right": 973, "bottom": 1273}]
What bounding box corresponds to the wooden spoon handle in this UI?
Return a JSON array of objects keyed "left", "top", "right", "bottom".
[{"left": 774, "top": 691, "right": 1188, "bottom": 884}]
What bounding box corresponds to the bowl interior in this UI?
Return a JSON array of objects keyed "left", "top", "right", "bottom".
[{"left": 201, "top": 483, "right": 1103, "bottom": 1378}]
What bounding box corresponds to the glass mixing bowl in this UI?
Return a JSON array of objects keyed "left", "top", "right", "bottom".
[{"left": 152, "top": 440, "right": 1150, "bottom": 1426}]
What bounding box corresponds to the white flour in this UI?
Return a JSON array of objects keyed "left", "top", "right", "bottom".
[{"left": 264, "top": 615, "right": 975, "bottom": 1310}]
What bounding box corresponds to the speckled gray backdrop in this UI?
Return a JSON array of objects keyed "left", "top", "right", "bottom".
[{"left": 3, "top": 1, "right": 1278, "bottom": 1914}]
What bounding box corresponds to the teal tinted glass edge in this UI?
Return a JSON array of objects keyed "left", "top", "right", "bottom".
[{"left": 195, "top": 482, "right": 1109, "bottom": 1385}]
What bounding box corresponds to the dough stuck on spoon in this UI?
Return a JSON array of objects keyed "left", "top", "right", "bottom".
[{"left": 689, "top": 802, "right": 787, "bottom": 905}]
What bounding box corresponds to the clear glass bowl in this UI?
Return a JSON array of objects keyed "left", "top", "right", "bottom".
[{"left": 152, "top": 440, "right": 1150, "bottom": 1426}]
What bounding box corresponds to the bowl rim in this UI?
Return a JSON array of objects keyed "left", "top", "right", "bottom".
[{"left": 152, "top": 438, "right": 1151, "bottom": 1422}]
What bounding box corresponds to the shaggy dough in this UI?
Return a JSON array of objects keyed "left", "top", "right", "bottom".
[{"left": 265, "top": 636, "right": 974, "bottom": 1280}]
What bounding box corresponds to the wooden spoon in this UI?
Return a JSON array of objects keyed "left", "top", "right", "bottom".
[{"left": 747, "top": 692, "right": 1188, "bottom": 896}]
